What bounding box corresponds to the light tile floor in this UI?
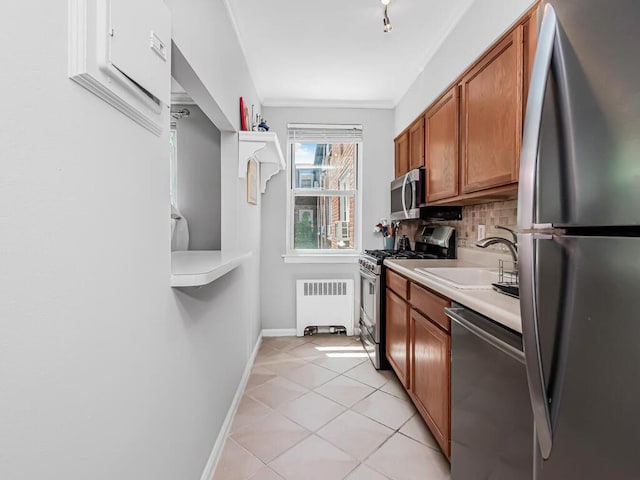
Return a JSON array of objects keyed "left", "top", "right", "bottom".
[{"left": 213, "top": 334, "right": 450, "bottom": 480}]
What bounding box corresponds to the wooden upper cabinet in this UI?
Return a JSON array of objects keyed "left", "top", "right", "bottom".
[
  {"left": 408, "top": 116, "right": 425, "bottom": 170},
  {"left": 425, "top": 86, "right": 459, "bottom": 203},
  {"left": 394, "top": 130, "right": 410, "bottom": 178},
  {"left": 523, "top": 8, "right": 539, "bottom": 111},
  {"left": 460, "top": 26, "right": 524, "bottom": 194}
]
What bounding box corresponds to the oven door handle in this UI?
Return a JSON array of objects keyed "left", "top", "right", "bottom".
[{"left": 359, "top": 268, "right": 378, "bottom": 281}]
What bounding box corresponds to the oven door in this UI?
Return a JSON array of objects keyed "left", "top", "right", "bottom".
[
  {"left": 360, "top": 318, "right": 381, "bottom": 369},
  {"left": 359, "top": 267, "right": 380, "bottom": 341}
]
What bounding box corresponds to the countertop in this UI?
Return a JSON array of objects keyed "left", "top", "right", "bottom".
[
  {"left": 384, "top": 258, "right": 522, "bottom": 333},
  {"left": 171, "top": 250, "right": 252, "bottom": 287}
]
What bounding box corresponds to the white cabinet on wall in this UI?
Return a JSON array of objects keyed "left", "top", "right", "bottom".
[{"left": 68, "top": 0, "right": 171, "bottom": 135}]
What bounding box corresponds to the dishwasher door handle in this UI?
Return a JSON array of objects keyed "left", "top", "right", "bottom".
[{"left": 445, "top": 307, "right": 525, "bottom": 364}]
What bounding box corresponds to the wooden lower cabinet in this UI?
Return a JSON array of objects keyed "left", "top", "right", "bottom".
[
  {"left": 386, "top": 289, "right": 409, "bottom": 388},
  {"left": 410, "top": 308, "right": 451, "bottom": 458},
  {"left": 385, "top": 271, "right": 452, "bottom": 459}
]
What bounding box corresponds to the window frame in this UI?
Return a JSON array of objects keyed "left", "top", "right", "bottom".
[{"left": 285, "top": 134, "right": 363, "bottom": 258}]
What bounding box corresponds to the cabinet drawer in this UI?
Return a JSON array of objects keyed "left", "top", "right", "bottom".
[
  {"left": 387, "top": 270, "right": 408, "bottom": 299},
  {"left": 410, "top": 283, "right": 451, "bottom": 331}
]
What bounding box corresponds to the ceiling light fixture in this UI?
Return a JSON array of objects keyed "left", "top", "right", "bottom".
[
  {"left": 381, "top": 0, "right": 390, "bottom": 5},
  {"left": 382, "top": 5, "right": 392, "bottom": 33}
]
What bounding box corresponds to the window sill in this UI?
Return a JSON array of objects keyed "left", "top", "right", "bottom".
[{"left": 282, "top": 253, "right": 360, "bottom": 264}]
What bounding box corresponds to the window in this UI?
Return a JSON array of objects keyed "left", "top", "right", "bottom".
[{"left": 287, "top": 124, "right": 362, "bottom": 254}]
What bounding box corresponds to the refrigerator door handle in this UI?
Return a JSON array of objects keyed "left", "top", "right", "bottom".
[
  {"left": 517, "top": 4, "right": 558, "bottom": 231},
  {"left": 519, "top": 233, "right": 554, "bottom": 459}
]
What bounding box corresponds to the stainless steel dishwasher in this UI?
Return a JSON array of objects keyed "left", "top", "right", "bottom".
[{"left": 446, "top": 304, "right": 533, "bottom": 480}]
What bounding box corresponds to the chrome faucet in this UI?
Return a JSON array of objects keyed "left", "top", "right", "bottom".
[{"left": 475, "top": 226, "right": 518, "bottom": 262}]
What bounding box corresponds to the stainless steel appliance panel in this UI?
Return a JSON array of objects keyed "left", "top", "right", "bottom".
[
  {"left": 359, "top": 267, "right": 380, "bottom": 341},
  {"left": 448, "top": 306, "right": 533, "bottom": 480},
  {"left": 359, "top": 319, "right": 381, "bottom": 370},
  {"left": 519, "top": 234, "right": 640, "bottom": 479},
  {"left": 390, "top": 169, "right": 423, "bottom": 221},
  {"left": 519, "top": 1, "right": 640, "bottom": 229}
]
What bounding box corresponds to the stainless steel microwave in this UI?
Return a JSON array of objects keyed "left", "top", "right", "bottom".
[{"left": 390, "top": 168, "right": 425, "bottom": 221}]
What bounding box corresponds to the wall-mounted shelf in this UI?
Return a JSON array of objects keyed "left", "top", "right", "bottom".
[
  {"left": 171, "top": 250, "right": 252, "bottom": 287},
  {"left": 238, "top": 131, "right": 285, "bottom": 193}
]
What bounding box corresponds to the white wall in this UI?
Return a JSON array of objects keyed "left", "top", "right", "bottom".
[
  {"left": 260, "top": 107, "right": 394, "bottom": 330},
  {"left": 395, "top": 0, "right": 537, "bottom": 134},
  {"left": 0, "top": 1, "right": 261, "bottom": 479},
  {"left": 175, "top": 104, "right": 222, "bottom": 250},
  {"left": 167, "top": 1, "right": 264, "bottom": 351}
]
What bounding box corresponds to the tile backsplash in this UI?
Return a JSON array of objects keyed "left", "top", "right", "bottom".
[
  {"left": 450, "top": 200, "right": 518, "bottom": 249},
  {"left": 395, "top": 199, "right": 518, "bottom": 254}
]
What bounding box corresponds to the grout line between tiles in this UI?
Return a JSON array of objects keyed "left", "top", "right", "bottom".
[
  {"left": 263, "top": 431, "right": 315, "bottom": 469},
  {"left": 395, "top": 430, "right": 443, "bottom": 453},
  {"left": 221, "top": 437, "right": 268, "bottom": 479},
  {"left": 222, "top": 335, "right": 445, "bottom": 480}
]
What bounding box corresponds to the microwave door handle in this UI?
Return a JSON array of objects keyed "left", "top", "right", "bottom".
[
  {"left": 401, "top": 173, "right": 410, "bottom": 218},
  {"left": 409, "top": 181, "right": 416, "bottom": 211}
]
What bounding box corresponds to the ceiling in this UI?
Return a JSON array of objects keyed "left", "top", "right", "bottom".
[{"left": 225, "top": 0, "right": 476, "bottom": 108}]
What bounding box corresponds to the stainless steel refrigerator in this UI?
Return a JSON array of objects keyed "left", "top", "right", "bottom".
[{"left": 517, "top": 1, "right": 640, "bottom": 478}]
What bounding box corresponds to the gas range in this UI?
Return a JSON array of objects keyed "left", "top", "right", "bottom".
[
  {"left": 359, "top": 250, "right": 441, "bottom": 274},
  {"left": 358, "top": 225, "right": 456, "bottom": 370}
]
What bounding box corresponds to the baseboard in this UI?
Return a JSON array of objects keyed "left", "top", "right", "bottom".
[
  {"left": 261, "top": 328, "right": 297, "bottom": 337},
  {"left": 199, "top": 334, "right": 262, "bottom": 480}
]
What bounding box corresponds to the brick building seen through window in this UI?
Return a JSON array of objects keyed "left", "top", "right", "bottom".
[{"left": 292, "top": 141, "right": 358, "bottom": 251}]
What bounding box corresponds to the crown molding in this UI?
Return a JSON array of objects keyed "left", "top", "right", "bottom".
[{"left": 261, "top": 98, "right": 395, "bottom": 110}]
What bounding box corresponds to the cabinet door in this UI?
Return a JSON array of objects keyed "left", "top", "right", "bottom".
[
  {"left": 109, "top": 0, "right": 171, "bottom": 105},
  {"left": 409, "top": 116, "right": 425, "bottom": 170},
  {"left": 411, "top": 309, "right": 451, "bottom": 458},
  {"left": 460, "top": 26, "right": 524, "bottom": 193},
  {"left": 394, "top": 131, "right": 410, "bottom": 178},
  {"left": 386, "top": 289, "right": 409, "bottom": 388},
  {"left": 425, "top": 86, "right": 459, "bottom": 202}
]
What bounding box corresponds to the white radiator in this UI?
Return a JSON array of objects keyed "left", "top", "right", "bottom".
[{"left": 296, "top": 279, "right": 355, "bottom": 337}]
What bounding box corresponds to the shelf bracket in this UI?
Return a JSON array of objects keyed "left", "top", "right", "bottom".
[{"left": 238, "top": 131, "right": 285, "bottom": 193}]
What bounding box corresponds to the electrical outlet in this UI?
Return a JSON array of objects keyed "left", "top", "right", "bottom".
[{"left": 477, "top": 224, "right": 486, "bottom": 241}]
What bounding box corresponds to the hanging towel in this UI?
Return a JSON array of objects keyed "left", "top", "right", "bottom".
[{"left": 171, "top": 204, "right": 189, "bottom": 251}]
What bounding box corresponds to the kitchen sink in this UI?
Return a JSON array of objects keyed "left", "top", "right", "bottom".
[
  {"left": 414, "top": 267, "right": 500, "bottom": 290},
  {"left": 492, "top": 282, "right": 520, "bottom": 299}
]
